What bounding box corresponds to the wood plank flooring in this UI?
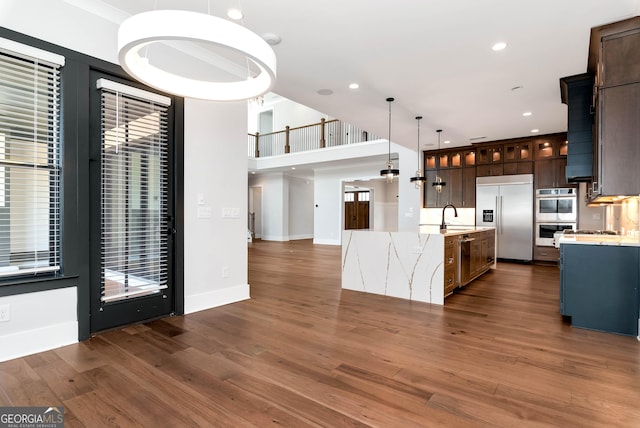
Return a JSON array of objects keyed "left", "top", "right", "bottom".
[{"left": 1, "top": 239, "right": 639, "bottom": 427}]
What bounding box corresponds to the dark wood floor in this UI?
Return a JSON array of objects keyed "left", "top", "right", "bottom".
[{"left": 1, "top": 239, "right": 639, "bottom": 427}]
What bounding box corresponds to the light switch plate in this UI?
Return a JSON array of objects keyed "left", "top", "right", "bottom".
[{"left": 0, "top": 304, "right": 10, "bottom": 323}]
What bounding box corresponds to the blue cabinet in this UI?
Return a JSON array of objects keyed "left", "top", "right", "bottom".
[{"left": 560, "top": 244, "right": 639, "bottom": 336}]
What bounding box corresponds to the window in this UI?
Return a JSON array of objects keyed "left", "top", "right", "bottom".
[
  {"left": 0, "top": 38, "right": 64, "bottom": 278},
  {"left": 97, "top": 79, "right": 171, "bottom": 302}
]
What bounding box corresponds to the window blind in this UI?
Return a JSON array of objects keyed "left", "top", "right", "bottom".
[
  {"left": 0, "top": 38, "right": 64, "bottom": 278},
  {"left": 98, "top": 80, "right": 170, "bottom": 303}
]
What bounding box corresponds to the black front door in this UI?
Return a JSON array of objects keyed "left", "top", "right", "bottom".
[{"left": 89, "top": 71, "right": 175, "bottom": 333}]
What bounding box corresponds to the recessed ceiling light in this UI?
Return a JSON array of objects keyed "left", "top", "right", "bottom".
[
  {"left": 444, "top": 140, "right": 451, "bottom": 144},
  {"left": 349, "top": 83, "right": 359, "bottom": 89},
  {"left": 250, "top": 171, "right": 256, "bottom": 174},
  {"left": 522, "top": 112, "right": 532, "bottom": 117},
  {"left": 317, "top": 88, "right": 333, "bottom": 95},
  {"left": 492, "top": 42, "right": 507, "bottom": 51},
  {"left": 227, "top": 8, "right": 243, "bottom": 20},
  {"left": 531, "top": 129, "right": 540, "bottom": 133},
  {"left": 291, "top": 167, "right": 296, "bottom": 170}
]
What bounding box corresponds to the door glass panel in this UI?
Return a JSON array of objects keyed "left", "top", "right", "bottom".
[
  {"left": 557, "top": 199, "right": 574, "bottom": 214},
  {"left": 101, "top": 91, "right": 169, "bottom": 303},
  {"left": 538, "top": 199, "right": 558, "bottom": 214}
]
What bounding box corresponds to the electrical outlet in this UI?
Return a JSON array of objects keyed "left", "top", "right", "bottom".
[
  {"left": 221, "top": 266, "right": 229, "bottom": 278},
  {"left": 0, "top": 304, "right": 10, "bottom": 323}
]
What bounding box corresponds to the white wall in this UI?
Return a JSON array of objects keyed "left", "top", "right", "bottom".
[
  {"left": 248, "top": 173, "right": 288, "bottom": 241},
  {"left": 314, "top": 144, "right": 420, "bottom": 245},
  {"left": 366, "top": 178, "right": 399, "bottom": 231},
  {"left": 0, "top": 0, "right": 121, "bottom": 360},
  {"left": 0, "top": 1, "right": 250, "bottom": 358},
  {"left": 248, "top": 96, "right": 329, "bottom": 134},
  {"left": 248, "top": 173, "right": 313, "bottom": 241},
  {"left": 288, "top": 176, "right": 314, "bottom": 240},
  {"left": 184, "top": 100, "right": 249, "bottom": 314},
  {"left": 577, "top": 182, "right": 605, "bottom": 230},
  {"left": 0, "top": 287, "right": 77, "bottom": 362}
]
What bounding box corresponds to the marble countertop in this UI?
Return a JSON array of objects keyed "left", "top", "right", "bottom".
[
  {"left": 418, "top": 225, "right": 496, "bottom": 236},
  {"left": 558, "top": 235, "right": 640, "bottom": 247}
]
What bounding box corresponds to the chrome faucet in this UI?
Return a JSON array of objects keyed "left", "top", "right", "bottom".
[{"left": 440, "top": 204, "right": 458, "bottom": 230}]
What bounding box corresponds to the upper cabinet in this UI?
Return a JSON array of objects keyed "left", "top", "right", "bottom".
[
  {"left": 423, "top": 147, "right": 476, "bottom": 208},
  {"left": 476, "top": 144, "right": 502, "bottom": 164},
  {"left": 588, "top": 17, "right": 640, "bottom": 202},
  {"left": 423, "top": 132, "right": 573, "bottom": 208}
]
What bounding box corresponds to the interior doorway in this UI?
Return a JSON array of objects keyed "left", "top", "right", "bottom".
[
  {"left": 249, "top": 186, "right": 263, "bottom": 239},
  {"left": 344, "top": 191, "right": 370, "bottom": 230}
]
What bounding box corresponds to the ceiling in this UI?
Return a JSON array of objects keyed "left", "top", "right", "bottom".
[{"left": 72, "top": 0, "right": 639, "bottom": 150}]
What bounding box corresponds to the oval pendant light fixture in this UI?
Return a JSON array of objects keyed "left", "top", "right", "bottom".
[
  {"left": 380, "top": 97, "right": 399, "bottom": 183},
  {"left": 118, "top": 10, "right": 277, "bottom": 101},
  {"left": 410, "top": 115, "right": 426, "bottom": 187}
]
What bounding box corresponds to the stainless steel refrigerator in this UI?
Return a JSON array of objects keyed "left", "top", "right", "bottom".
[{"left": 476, "top": 174, "right": 533, "bottom": 262}]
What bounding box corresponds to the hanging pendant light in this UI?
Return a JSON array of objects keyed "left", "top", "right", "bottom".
[
  {"left": 380, "top": 97, "right": 399, "bottom": 183},
  {"left": 410, "top": 115, "right": 426, "bottom": 188},
  {"left": 118, "top": 9, "right": 276, "bottom": 101},
  {"left": 432, "top": 129, "right": 446, "bottom": 192}
]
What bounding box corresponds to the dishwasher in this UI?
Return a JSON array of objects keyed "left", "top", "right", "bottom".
[{"left": 459, "top": 235, "right": 474, "bottom": 285}]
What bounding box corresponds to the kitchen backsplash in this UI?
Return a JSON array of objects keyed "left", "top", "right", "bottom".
[
  {"left": 421, "top": 208, "right": 476, "bottom": 226},
  {"left": 606, "top": 196, "right": 640, "bottom": 237}
]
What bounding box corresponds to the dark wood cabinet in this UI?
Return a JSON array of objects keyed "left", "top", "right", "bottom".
[
  {"left": 504, "top": 141, "right": 532, "bottom": 162},
  {"left": 534, "top": 245, "right": 559, "bottom": 263},
  {"left": 424, "top": 132, "right": 572, "bottom": 205},
  {"left": 600, "top": 26, "right": 640, "bottom": 87},
  {"left": 594, "top": 82, "right": 640, "bottom": 198},
  {"left": 443, "top": 236, "right": 459, "bottom": 297},
  {"left": 476, "top": 145, "right": 502, "bottom": 164},
  {"left": 533, "top": 135, "right": 567, "bottom": 160},
  {"left": 503, "top": 161, "right": 533, "bottom": 175},
  {"left": 587, "top": 17, "right": 640, "bottom": 201},
  {"left": 423, "top": 147, "right": 475, "bottom": 208},
  {"left": 461, "top": 167, "right": 476, "bottom": 208},
  {"left": 476, "top": 164, "right": 503, "bottom": 177},
  {"left": 534, "top": 158, "right": 568, "bottom": 189}
]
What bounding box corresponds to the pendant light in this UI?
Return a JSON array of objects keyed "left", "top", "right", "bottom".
[
  {"left": 380, "top": 97, "right": 399, "bottom": 183},
  {"left": 432, "top": 129, "right": 446, "bottom": 192},
  {"left": 410, "top": 115, "right": 426, "bottom": 188},
  {"left": 118, "top": 10, "right": 276, "bottom": 101}
]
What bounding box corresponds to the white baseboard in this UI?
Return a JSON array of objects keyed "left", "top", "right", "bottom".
[
  {"left": 0, "top": 321, "right": 78, "bottom": 363},
  {"left": 288, "top": 234, "right": 314, "bottom": 240},
  {"left": 313, "top": 238, "right": 341, "bottom": 246},
  {"left": 184, "top": 283, "right": 250, "bottom": 315},
  {"left": 260, "top": 235, "right": 288, "bottom": 241}
]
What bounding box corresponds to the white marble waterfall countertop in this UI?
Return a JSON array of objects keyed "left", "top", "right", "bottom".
[
  {"left": 342, "top": 230, "right": 445, "bottom": 305},
  {"left": 418, "top": 225, "right": 495, "bottom": 236}
]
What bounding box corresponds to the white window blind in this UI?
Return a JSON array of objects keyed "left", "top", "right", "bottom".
[
  {"left": 98, "top": 80, "right": 170, "bottom": 303},
  {"left": 0, "top": 39, "right": 64, "bottom": 278}
]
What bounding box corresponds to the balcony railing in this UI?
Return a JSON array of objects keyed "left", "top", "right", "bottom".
[{"left": 248, "top": 118, "right": 381, "bottom": 158}]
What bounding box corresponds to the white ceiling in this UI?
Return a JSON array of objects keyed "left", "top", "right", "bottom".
[{"left": 76, "top": 0, "right": 639, "bottom": 150}]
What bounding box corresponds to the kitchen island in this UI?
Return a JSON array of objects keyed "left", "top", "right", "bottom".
[
  {"left": 558, "top": 233, "right": 640, "bottom": 337},
  {"left": 341, "top": 227, "right": 496, "bottom": 305}
]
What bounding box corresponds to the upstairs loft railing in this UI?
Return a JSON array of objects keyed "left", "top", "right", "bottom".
[{"left": 248, "top": 118, "right": 382, "bottom": 158}]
